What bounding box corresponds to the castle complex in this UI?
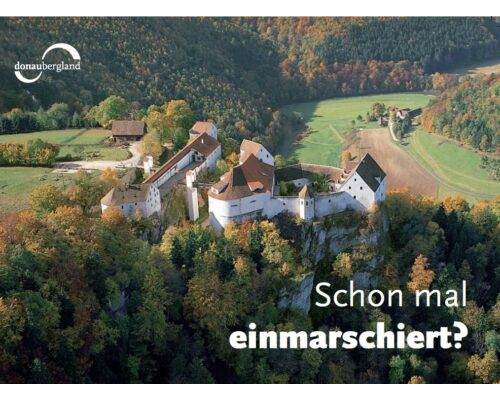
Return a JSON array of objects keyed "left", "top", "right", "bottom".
[{"left": 101, "top": 122, "right": 386, "bottom": 229}]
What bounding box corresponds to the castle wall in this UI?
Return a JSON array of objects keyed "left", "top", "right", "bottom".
[
  {"left": 375, "top": 177, "right": 387, "bottom": 203},
  {"left": 145, "top": 185, "right": 162, "bottom": 216},
  {"left": 264, "top": 196, "right": 301, "bottom": 218},
  {"left": 208, "top": 192, "right": 271, "bottom": 229},
  {"left": 314, "top": 191, "right": 364, "bottom": 217},
  {"left": 153, "top": 150, "right": 193, "bottom": 188}
]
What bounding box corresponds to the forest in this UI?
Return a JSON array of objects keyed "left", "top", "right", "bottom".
[
  {"left": 421, "top": 74, "right": 499, "bottom": 151},
  {"left": 1, "top": 17, "right": 499, "bottom": 384},
  {"left": 0, "top": 178, "right": 499, "bottom": 383},
  {"left": 1, "top": 17, "right": 499, "bottom": 152}
]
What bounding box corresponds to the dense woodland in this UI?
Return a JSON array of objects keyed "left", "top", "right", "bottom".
[
  {"left": 421, "top": 74, "right": 500, "bottom": 152},
  {"left": 1, "top": 17, "right": 499, "bottom": 152},
  {"left": 1, "top": 17, "right": 499, "bottom": 384},
  {"left": 0, "top": 182, "right": 499, "bottom": 383}
]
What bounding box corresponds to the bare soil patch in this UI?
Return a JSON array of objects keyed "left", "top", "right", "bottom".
[{"left": 345, "top": 128, "right": 438, "bottom": 197}]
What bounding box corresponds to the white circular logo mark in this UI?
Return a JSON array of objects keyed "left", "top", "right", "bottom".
[{"left": 14, "top": 43, "right": 81, "bottom": 84}]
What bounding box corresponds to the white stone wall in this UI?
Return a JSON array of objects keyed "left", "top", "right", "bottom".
[
  {"left": 145, "top": 185, "right": 161, "bottom": 216},
  {"left": 153, "top": 150, "right": 193, "bottom": 188},
  {"left": 206, "top": 146, "right": 221, "bottom": 170},
  {"left": 375, "top": 177, "right": 386, "bottom": 203},
  {"left": 101, "top": 185, "right": 161, "bottom": 218},
  {"left": 209, "top": 192, "right": 271, "bottom": 228},
  {"left": 143, "top": 155, "right": 154, "bottom": 175},
  {"left": 186, "top": 186, "right": 199, "bottom": 221},
  {"left": 256, "top": 146, "right": 274, "bottom": 166},
  {"left": 264, "top": 196, "right": 301, "bottom": 218},
  {"left": 300, "top": 197, "right": 315, "bottom": 220},
  {"left": 314, "top": 191, "right": 364, "bottom": 217},
  {"left": 190, "top": 123, "right": 218, "bottom": 140},
  {"left": 208, "top": 124, "right": 218, "bottom": 140},
  {"left": 340, "top": 172, "right": 375, "bottom": 210}
]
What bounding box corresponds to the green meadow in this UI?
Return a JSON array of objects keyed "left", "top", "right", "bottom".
[
  {"left": 0, "top": 128, "right": 130, "bottom": 161},
  {"left": 0, "top": 167, "right": 74, "bottom": 215},
  {"left": 279, "top": 92, "right": 432, "bottom": 166},
  {"left": 406, "top": 128, "right": 499, "bottom": 202}
]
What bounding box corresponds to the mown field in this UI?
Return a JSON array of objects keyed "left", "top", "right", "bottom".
[
  {"left": 345, "top": 128, "right": 439, "bottom": 197},
  {"left": 279, "top": 93, "right": 499, "bottom": 202},
  {"left": 0, "top": 128, "right": 130, "bottom": 161},
  {"left": 406, "top": 128, "right": 499, "bottom": 202},
  {"left": 279, "top": 93, "right": 432, "bottom": 166}
]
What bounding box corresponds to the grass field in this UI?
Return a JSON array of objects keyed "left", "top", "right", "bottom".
[
  {"left": 406, "top": 128, "right": 499, "bottom": 202},
  {"left": 0, "top": 128, "right": 130, "bottom": 161},
  {"left": 0, "top": 167, "right": 75, "bottom": 215},
  {"left": 279, "top": 92, "right": 499, "bottom": 203},
  {"left": 279, "top": 93, "right": 432, "bottom": 166}
]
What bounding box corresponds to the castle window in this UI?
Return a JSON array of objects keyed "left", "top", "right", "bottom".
[
  {"left": 135, "top": 203, "right": 137, "bottom": 206},
  {"left": 353, "top": 195, "right": 357, "bottom": 199},
  {"left": 349, "top": 186, "right": 351, "bottom": 190},
  {"left": 329, "top": 199, "right": 331, "bottom": 203},
  {"left": 360, "top": 186, "right": 363, "bottom": 190},
  {"left": 354, "top": 178, "right": 357, "bottom": 182},
  {"left": 306, "top": 201, "right": 309, "bottom": 206},
  {"left": 250, "top": 200, "right": 256, "bottom": 203}
]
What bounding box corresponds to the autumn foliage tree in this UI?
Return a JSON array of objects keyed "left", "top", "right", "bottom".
[{"left": 407, "top": 254, "right": 435, "bottom": 293}]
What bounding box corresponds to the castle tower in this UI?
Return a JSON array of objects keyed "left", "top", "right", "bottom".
[
  {"left": 299, "top": 185, "right": 314, "bottom": 220},
  {"left": 186, "top": 170, "right": 199, "bottom": 221},
  {"left": 143, "top": 155, "right": 154, "bottom": 175}
]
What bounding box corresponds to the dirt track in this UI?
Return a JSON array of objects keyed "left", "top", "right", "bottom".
[{"left": 346, "top": 128, "right": 438, "bottom": 197}]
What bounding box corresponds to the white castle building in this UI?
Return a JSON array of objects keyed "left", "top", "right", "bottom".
[
  {"left": 100, "top": 183, "right": 161, "bottom": 218},
  {"left": 101, "top": 121, "right": 221, "bottom": 220},
  {"left": 144, "top": 121, "right": 220, "bottom": 189},
  {"left": 208, "top": 140, "right": 386, "bottom": 230}
]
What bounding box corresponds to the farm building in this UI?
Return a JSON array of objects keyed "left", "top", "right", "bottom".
[{"left": 111, "top": 120, "right": 145, "bottom": 141}]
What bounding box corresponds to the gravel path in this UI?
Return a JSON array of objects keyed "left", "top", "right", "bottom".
[{"left": 55, "top": 142, "right": 143, "bottom": 171}]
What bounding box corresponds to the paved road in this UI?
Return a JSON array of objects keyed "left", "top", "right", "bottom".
[{"left": 55, "top": 142, "right": 143, "bottom": 171}]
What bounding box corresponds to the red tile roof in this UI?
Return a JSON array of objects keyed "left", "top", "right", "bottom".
[
  {"left": 144, "top": 132, "right": 220, "bottom": 184},
  {"left": 190, "top": 121, "right": 215, "bottom": 136},
  {"left": 209, "top": 153, "right": 274, "bottom": 201},
  {"left": 240, "top": 139, "right": 263, "bottom": 163}
]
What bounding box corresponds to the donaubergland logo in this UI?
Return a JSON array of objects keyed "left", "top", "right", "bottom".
[{"left": 14, "top": 43, "right": 81, "bottom": 83}]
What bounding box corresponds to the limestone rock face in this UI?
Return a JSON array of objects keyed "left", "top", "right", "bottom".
[
  {"left": 277, "top": 211, "right": 388, "bottom": 313},
  {"left": 278, "top": 273, "right": 315, "bottom": 313}
]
